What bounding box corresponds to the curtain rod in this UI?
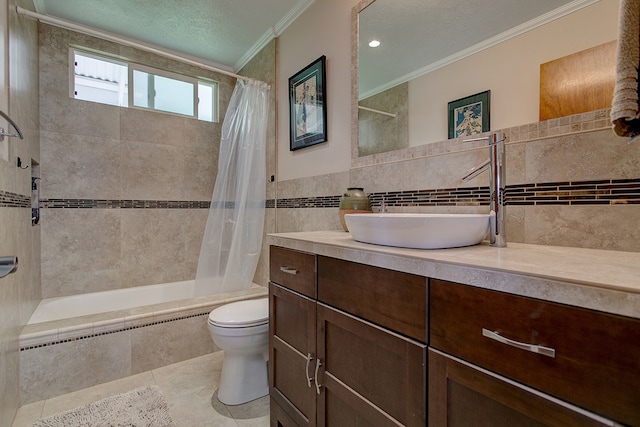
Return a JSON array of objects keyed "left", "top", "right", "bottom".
[
  {"left": 358, "top": 105, "right": 396, "bottom": 118},
  {"left": 15, "top": 6, "right": 255, "bottom": 82}
]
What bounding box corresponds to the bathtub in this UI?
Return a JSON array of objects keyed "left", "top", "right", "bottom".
[
  {"left": 29, "top": 279, "right": 201, "bottom": 324},
  {"left": 19, "top": 280, "right": 268, "bottom": 404}
]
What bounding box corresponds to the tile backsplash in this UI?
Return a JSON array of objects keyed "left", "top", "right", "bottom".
[{"left": 277, "top": 113, "right": 640, "bottom": 253}]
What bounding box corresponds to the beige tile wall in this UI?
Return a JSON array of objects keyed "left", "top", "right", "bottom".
[
  {"left": 19, "top": 315, "right": 216, "bottom": 404},
  {"left": 358, "top": 82, "right": 409, "bottom": 156},
  {"left": 38, "top": 25, "right": 276, "bottom": 298},
  {"left": 278, "top": 125, "right": 640, "bottom": 253},
  {"left": 0, "top": 2, "right": 40, "bottom": 425},
  {"left": 18, "top": 286, "right": 267, "bottom": 404}
]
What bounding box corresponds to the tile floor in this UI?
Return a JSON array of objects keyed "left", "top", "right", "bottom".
[{"left": 11, "top": 351, "right": 270, "bottom": 427}]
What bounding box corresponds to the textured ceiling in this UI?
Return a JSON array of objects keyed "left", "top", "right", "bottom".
[
  {"left": 30, "top": 0, "right": 596, "bottom": 87},
  {"left": 32, "top": 0, "right": 312, "bottom": 71}
]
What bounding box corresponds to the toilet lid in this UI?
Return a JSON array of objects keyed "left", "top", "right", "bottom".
[{"left": 208, "top": 298, "right": 269, "bottom": 328}]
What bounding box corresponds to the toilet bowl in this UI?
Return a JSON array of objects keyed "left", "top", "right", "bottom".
[{"left": 207, "top": 297, "right": 269, "bottom": 405}]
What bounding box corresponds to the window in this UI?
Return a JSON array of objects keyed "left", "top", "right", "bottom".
[
  {"left": 73, "top": 51, "right": 128, "bottom": 107},
  {"left": 132, "top": 66, "right": 195, "bottom": 116},
  {"left": 197, "top": 82, "right": 216, "bottom": 122},
  {"left": 71, "top": 49, "right": 218, "bottom": 122}
]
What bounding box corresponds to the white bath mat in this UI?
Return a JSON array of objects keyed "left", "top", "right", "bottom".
[{"left": 32, "top": 385, "right": 177, "bottom": 427}]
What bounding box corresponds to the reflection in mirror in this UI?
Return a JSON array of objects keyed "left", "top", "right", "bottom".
[
  {"left": 358, "top": 82, "right": 408, "bottom": 156},
  {"left": 352, "top": 0, "right": 615, "bottom": 161}
]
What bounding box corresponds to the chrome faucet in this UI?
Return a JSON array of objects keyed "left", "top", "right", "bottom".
[{"left": 462, "top": 132, "right": 507, "bottom": 247}]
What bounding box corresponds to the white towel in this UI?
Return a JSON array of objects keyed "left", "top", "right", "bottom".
[{"left": 611, "top": 0, "right": 640, "bottom": 143}]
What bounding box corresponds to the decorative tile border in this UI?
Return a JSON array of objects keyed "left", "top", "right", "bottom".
[
  {"left": 275, "top": 195, "right": 340, "bottom": 209},
  {"left": 42, "top": 199, "right": 212, "bottom": 209},
  {"left": 277, "top": 178, "right": 640, "bottom": 209},
  {"left": 369, "top": 187, "right": 489, "bottom": 207},
  {"left": 506, "top": 179, "right": 640, "bottom": 206},
  {"left": 33, "top": 177, "right": 640, "bottom": 212},
  {"left": 20, "top": 288, "right": 268, "bottom": 350},
  {"left": 40, "top": 199, "right": 276, "bottom": 209},
  {"left": 20, "top": 311, "right": 210, "bottom": 351},
  {"left": 0, "top": 191, "right": 30, "bottom": 208},
  {"left": 9, "top": 177, "right": 639, "bottom": 211}
]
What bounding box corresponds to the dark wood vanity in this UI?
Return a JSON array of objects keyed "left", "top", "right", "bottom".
[
  {"left": 268, "top": 244, "right": 640, "bottom": 426},
  {"left": 269, "top": 246, "right": 427, "bottom": 426}
]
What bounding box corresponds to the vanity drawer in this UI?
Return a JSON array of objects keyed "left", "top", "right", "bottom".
[
  {"left": 429, "top": 279, "right": 640, "bottom": 427},
  {"left": 317, "top": 256, "right": 427, "bottom": 343},
  {"left": 270, "top": 246, "right": 316, "bottom": 298}
]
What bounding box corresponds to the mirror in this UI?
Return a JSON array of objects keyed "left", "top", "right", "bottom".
[{"left": 352, "top": 0, "right": 614, "bottom": 160}]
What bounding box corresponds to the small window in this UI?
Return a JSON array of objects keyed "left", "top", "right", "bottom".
[
  {"left": 198, "top": 82, "right": 217, "bottom": 122},
  {"left": 73, "top": 51, "right": 128, "bottom": 107},
  {"left": 71, "top": 49, "right": 218, "bottom": 122},
  {"left": 132, "top": 68, "right": 195, "bottom": 116}
]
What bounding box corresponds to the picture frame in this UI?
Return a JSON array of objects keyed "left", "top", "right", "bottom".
[
  {"left": 448, "top": 90, "right": 490, "bottom": 139},
  {"left": 289, "top": 55, "right": 327, "bottom": 150}
]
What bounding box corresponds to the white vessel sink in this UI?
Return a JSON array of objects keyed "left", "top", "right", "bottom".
[{"left": 344, "top": 213, "right": 490, "bottom": 249}]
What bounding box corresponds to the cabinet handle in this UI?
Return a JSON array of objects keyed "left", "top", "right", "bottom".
[
  {"left": 482, "top": 328, "right": 556, "bottom": 358},
  {"left": 280, "top": 266, "right": 298, "bottom": 275},
  {"left": 305, "top": 353, "right": 314, "bottom": 388},
  {"left": 314, "top": 358, "right": 323, "bottom": 395}
]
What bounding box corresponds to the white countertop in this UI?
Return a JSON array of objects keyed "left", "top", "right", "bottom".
[{"left": 267, "top": 231, "right": 640, "bottom": 319}]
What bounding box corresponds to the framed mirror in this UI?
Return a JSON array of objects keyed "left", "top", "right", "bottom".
[{"left": 351, "top": 0, "right": 617, "bottom": 164}]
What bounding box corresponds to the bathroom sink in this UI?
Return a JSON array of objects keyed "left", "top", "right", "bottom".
[{"left": 344, "top": 213, "right": 490, "bottom": 249}]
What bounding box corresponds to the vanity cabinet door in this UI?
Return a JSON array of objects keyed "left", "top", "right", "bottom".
[
  {"left": 430, "top": 279, "right": 640, "bottom": 426},
  {"left": 428, "top": 349, "right": 610, "bottom": 427},
  {"left": 316, "top": 303, "right": 427, "bottom": 427},
  {"left": 270, "top": 283, "right": 317, "bottom": 427}
]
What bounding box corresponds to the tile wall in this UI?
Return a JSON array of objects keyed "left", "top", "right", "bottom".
[
  {"left": 0, "top": 1, "right": 40, "bottom": 425},
  {"left": 38, "top": 25, "right": 276, "bottom": 298},
  {"left": 19, "top": 287, "right": 267, "bottom": 404},
  {"left": 358, "top": 82, "right": 408, "bottom": 156},
  {"left": 276, "top": 111, "right": 640, "bottom": 253}
]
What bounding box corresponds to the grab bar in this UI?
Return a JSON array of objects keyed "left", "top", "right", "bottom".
[
  {"left": 0, "top": 110, "right": 24, "bottom": 141},
  {"left": 0, "top": 256, "right": 18, "bottom": 278}
]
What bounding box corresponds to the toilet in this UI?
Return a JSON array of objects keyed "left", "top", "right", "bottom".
[{"left": 207, "top": 297, "right": 269, "bottom": 405}]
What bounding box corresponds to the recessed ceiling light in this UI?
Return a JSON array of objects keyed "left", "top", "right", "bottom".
[{"left": 368, "top": 40, "right": 381, "bottom": 48}]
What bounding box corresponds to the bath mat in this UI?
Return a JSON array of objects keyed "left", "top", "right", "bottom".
[{"left": 32, "top": 385, "right": 177, "bottom": 427}]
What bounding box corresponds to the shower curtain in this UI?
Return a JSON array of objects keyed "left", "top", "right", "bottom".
[{"left": 194, "top": 78, "right": 270, "bottom": 296}]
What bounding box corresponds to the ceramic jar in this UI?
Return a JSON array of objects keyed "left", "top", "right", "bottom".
[{"left": 339, "top": 187, "right": 372, "bottom": 231}]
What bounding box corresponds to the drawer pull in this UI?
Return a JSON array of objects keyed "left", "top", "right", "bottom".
[
  {"left": 314, "top": 358, "right": 323, "bottom": 395},
  {"left": 305, "top": 353, "right": 314, "bottom": 388},
  {"left": 482, "top": 328, "right": 556, "bottom": 358},
  {"left": 280, "top": 266, "right": 298, "bottom": 275}
]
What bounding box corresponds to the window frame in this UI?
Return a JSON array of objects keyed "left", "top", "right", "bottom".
[{"left": 70, "top": 48, "right": 219, "bottom": 123}]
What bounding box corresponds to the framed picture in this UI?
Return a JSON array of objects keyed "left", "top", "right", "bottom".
[
  {"left": 289, "top": 56, "right": 327, "bottom": 150},
  {"left": 448, "top": 90, "right": 490, "bottom": 139}
]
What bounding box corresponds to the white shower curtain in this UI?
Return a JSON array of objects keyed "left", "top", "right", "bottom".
[{"left": 194, "top": 78, "right": 270, "bottom": 296}]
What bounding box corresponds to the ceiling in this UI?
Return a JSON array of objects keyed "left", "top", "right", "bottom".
[
  {"left": 358, "top": 0, "right": 595, "bottom": 97},
  {"left": 29, "top": 0, "right": 596, "bottom": 87},
  {"left": 31, "top": 0, "right": 314, "bottom": 72}
]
